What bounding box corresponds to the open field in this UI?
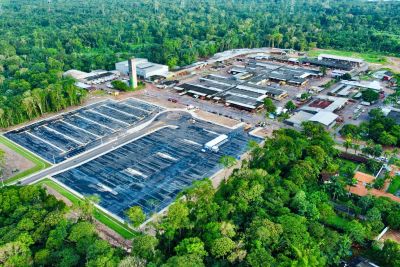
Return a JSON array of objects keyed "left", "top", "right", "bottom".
[
  {"left": 307, "top": 48, "right": 389, "bottom": 64},
  {"left": 0, "top": 135, "right": 51, "bottom": 184},
  {"left": 0, "top": 142, "right": 35, "bottom": 180},
  {"left": 36, "top": 178, "right": 136, "bottom": 239}
]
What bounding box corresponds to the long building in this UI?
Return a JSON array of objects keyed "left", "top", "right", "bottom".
[
  {"left": 176, "top": 74, "right": 288, "bottom": 111},
  {"left": 115, "top": 59, "right": 169, "bottom": 79}
]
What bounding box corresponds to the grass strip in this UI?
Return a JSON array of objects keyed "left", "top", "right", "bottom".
[
  {"left": 36, "top": 178, "right": 136, "bottom": 239},
  {"left": 307, "top": 49, "right": 388, "bottom": 64},
  {"left": 0, "top": 135, "right": 51, "bottom": 184},
  {"left": 388, "top": 176, "right": 400, "bottom": 195}
]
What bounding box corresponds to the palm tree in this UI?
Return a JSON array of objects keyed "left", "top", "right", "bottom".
[
  {"left": 219, "top": 155, "right": 237, "bottom": 181},
  {"left": 344, "top": 136, "right": 352, "bottom": 153},
  {"left": 75, "top": 194, "right": 100, "bottom": 222}
]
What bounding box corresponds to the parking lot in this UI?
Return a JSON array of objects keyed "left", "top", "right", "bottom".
[
  {"left": 53, "top": 112, "right": 258, "bottom": 218},
  {"left": 5, "top": 98, "right": 162, "bottom": 163}
]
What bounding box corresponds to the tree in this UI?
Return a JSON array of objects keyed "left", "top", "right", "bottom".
[
  {"left": 131, "top": 234, "right": 160, "bottom": 262},
  {"left": 341, "top": 73, "right": 352, "bottom": 80},
  {"left": 387, "top": 211, "right": 400, "bottom": 229},
  {"left": 362, "top": 89, "right": 379, "bottom": 103},
  {"left": 285, "top": 100, "right": 297, "bottom": 112},
  {"left": 340, "top": 124, "right": 360, "bottom": 138},
  {"left": 161, "top": 254, "right": 204, "bottom": 267},
  {"left": 111, "top": 80, "right": 131, "bottom": 91},
  {"left": 379, "top": 131, "right": 397, "bottom": 146},
  {"left": 219, "top": 155, "right": 237, "bottom": 181},
  {"left": 75, "top": 194, "right": 100, "bottom": 221},
  {"left": 380, "top": 240, "right": 400, "bottom": 266},
  {"left": 320, "top": 66, "right": 327, "bottom": 76},
  {"left": 0, "top": 242, "right": 32, "bottom": 267},
  {"left": 126, "top": 206, "right": 146, "bottom": 227},
  {"left": 210, "top": 237, "right": 236, "bottom": 259},
  {"left": 343, "top": 137, "right": 352, "bottom": 152},
  {"left": 118, "top": 256, "right": 146, "bottom": 267},
  {"left": 263, "top": 98, "right": 276, "bottom": 114},
  {"left": 174, "top": 237, "right": 207, "bottom": 257}
]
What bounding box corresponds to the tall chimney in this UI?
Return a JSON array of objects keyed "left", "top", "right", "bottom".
[{"left": 128, "top": 58, "right": 138, "bottom": 89}]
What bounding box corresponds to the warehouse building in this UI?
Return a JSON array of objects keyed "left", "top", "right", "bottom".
[
  {"left": 300, "top": 95, "right": 348, "bottom": 113},
  {"left": 285, "top": 110, "right": 338, "bottom": 129},
  {"left": 63, "top": 69, "right": 120, "bottom": 85},
  {"left": 229, "top": 60, "right": 321, "bottom": 86},
  {"left": 340, "top": 80, "right": 383, "bottom": 92},
  {"left": 177, "top": 74, "right": 287, "bottom": 111},
  {"left": 317, "top": 54, "right": 364, "bottom": 68},
  {"left": 115, "top": 59, "right": 169, "bottom": 79}
]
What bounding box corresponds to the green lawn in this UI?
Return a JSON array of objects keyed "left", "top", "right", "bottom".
[
  {"left": 0, "top": 135, "right": 51, "bottom": 184},
  {"left": 36, "top": 178, "right": 136, "bottom": 239},
  {"left": 388, "top": 176, "right": 400, "bottom": 195},
  {"left": 307, "top": 49, "right": 388, "bottom": 64},
  {"left": 324, "top": 215, "right": 353, "bottom": 230}
]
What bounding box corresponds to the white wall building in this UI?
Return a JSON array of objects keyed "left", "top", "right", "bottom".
[{"left": 115, "top": 59, "right": 169, "bottom": 79}]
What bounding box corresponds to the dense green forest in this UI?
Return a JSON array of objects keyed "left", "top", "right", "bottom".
[
  {"left": 1, "top": 0, "right": 400, "bottom": 127},
  {"left": 3, "top": 123, "right": 400, "bottom": 266},
  {"left": 0, "top": 185, "right": 123, "bottom": 266}
]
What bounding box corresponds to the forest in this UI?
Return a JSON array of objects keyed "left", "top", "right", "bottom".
[
  {"left": 1, "top": 0, "right": 400, "bottom": 127},
  {"left": 2, "top": 123, "right": 400, "bottom": 266}
]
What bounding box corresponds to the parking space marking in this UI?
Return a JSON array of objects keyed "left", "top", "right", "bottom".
[
  {"left": 61, "top": 120, "right": 102, "bottom": 138},
  {"left": 120, "top": 101, "right": 153, "bottom": 114},
  {"left": 89, "top": 110, "right": 131, "bottom": 126},
  {"left": 182, "top": 139, "right": 202, "bottom": 146},
  {"left": 26, "top": 131, "right": 66, "bottom": 153},
  {"left": 103, "top": 104, "right": 142, "bottom": 119},
  {"left": 75, "top": 114, "right": 116, "bottom": 132},
  {"left": 43, "top": 126, "right": 85, "bottom": 146}
]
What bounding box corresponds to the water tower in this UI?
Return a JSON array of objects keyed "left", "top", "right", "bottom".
[{"left": 128, "top": 58, "right": 138, "bottom": 89}]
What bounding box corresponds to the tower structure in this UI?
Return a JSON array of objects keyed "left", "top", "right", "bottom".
[{"left": 128, "top": 58, "right": 138, "bottom": 89}]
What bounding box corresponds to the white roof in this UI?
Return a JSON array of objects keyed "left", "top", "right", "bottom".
[
  {"left": 286, "top": 111, "right": 314, "bottom": 126},
  {"left": 74, "top": 82, "right": 91, "bottom": 89},
  {"left": 205, "top": 134, "right": 228, "bottom": 149},
  {"left": 341, "top": 80, "right": 382, "bottom": 91},
  {"left": 318, "top": 54, "right": 364, "bottom": 63},
  {"left": 63, "top": 69, "right": 90, "bottom": 80},
  {"left": 115, "top": 58, "right": 149, "bottom": 66},
  {"left": 309, "top": 111, "right": 338, "bottom": 126}
]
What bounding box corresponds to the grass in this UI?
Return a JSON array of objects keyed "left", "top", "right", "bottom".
[
  {"left": 0, "top": 135, "right": 51, "bottom": 184},
  {"left": 338, "top": 159, "right": 358, "bottom": 177},
  {"left": 307, "top": 48, "right": 388, "bottom": 64},
  {"left": 36, "top": 178, "right": 136, "bottom": 239},
  {"left": 388, "top": 176, "right": 400, "bottom": 195},
  {"left": 325, "top": 215, "right": 353, "bottom": 230}
]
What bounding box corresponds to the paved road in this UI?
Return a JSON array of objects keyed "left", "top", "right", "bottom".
[{"left": 18, "top": 110, "right": 190, "bottom": 185}]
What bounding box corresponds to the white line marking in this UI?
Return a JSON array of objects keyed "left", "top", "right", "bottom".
[
  {"left": 182, "top": 139, "right": 202, "bottom": 146},
  {"left": 26, "top": 131, "right": 66, "bottom": 153},
  {"left": 121, "top": 101, "right": 152, "bottom": 113},
  {"left": 203, "top": 129, "right": 219, "bottom": 135},
  {"left": 102, "top": 104, "right": 142, "bottom": 119},
  {"left": 43, "top": 126, "right": 85, "bottom": 145},
  {"left": 88, "top": 110, "right": 130, "bottom": 126},
  {"left": 75, "top": 114, "right": 116, "bottom": 132},
  {"left": 61, "top": 120, "right": 102, "bottom": 138},
  {"left": 156, "top": 152, "right": 178, "bottom": 161}
]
